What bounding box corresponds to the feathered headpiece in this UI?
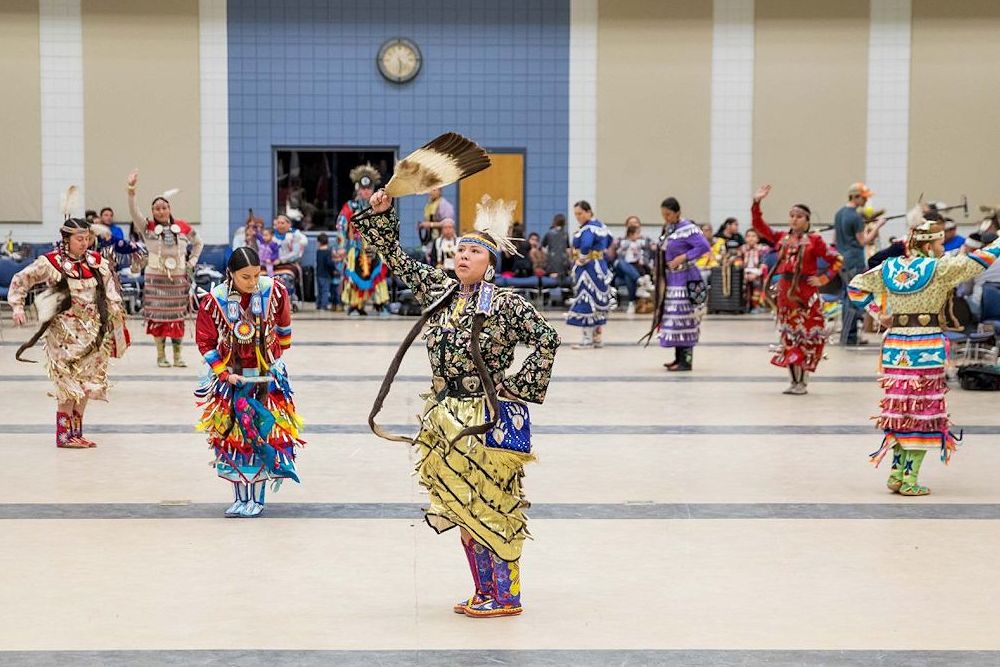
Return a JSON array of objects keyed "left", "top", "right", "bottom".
[
  {"left": 58, "top": 186, "right": 91, "bottom": 236},
  {"left": 284, "top": 200, "right": 303, "bottom": 222},
  {"left": 350, "top": 163, "right": 381, "bottom": 190},
  {"left": 60, "top": 185, "right": 80, "bottom": 222},
  {"left": 151, "top": 188, "right": 180, "bottom": 206},
  {"left": 458, "top": 194, "right": 520, "bottom": 262}
]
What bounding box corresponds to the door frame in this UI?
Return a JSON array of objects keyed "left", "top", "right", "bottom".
[
  {"left": 456, "top": 147, "right": 527, "bottom": 230},
  {"left": 271, "top": 144, "right": 399, "bottom": 218}
]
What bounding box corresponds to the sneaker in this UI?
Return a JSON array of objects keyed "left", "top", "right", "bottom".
[
  {"left": 224, "top": 501, "right": 246, "bottom": 517},
  {"left": 786, "top": 383, "right": 808, "bottom": 395},
  {"left": 626, "top": 302, "right": 636, "bottom": 315},
  {"left": 239, "top": 501, "right": 265, "bottom": 517}
]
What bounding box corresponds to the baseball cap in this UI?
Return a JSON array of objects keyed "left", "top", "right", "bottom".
[{"left": 848, "top": 182, "right": 874, "bottom": 198}]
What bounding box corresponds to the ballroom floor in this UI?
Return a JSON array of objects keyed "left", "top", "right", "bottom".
[{"left": 1, "top": 312, "right": 998, "bottom": 666}]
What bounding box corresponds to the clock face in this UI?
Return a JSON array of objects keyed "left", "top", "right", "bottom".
[{"left": 377, "top": 38, "right": 422, "bottom": 84}]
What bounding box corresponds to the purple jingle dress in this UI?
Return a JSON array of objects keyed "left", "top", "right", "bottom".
[{"left": 658, "top": 220, "right": 711, "bottom": 348}]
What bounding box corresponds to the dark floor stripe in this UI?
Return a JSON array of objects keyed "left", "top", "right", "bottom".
[
  {"left": 0, "top": 373, "right": 874, "bottom": 383},
  {"left": 7, "top": 423, "right": 996, "bottom": 435},
  {"left": 3, "top": 502, "right": 999, "bottom": 521},
  {"left": 2, "top": 651, "right": 991, "bottom": 667}
]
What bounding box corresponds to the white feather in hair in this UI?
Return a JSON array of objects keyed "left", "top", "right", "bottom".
[
  {"left": 284, "top": 201, "right": 303, "bottom": 222},
  {"left": 60, "top": 185, "right": 80, "bottom": 220},
  {"left": 906, "top": 204, "right": 926, "bottom": 229},
  {"left": 473, "top": 195, "right": 520, "bottom": 256},
  {"left": 160, "top": 188, "right": 180, "bottom": 201}
]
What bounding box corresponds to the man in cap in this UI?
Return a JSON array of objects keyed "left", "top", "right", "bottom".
[
  {"left": 943, "top": 218, "right": 966, "bottom": 253},
  {"left": 835, "top": 182, "right": 885, "bottom": 345}
]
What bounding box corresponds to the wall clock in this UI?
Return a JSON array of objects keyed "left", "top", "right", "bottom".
[{"left": 377, "top": 38, "right": 422, "bottom": 84}]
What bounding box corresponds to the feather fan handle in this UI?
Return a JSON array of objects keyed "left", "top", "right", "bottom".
[
  {"left": 61, "top": 186, "right": 80, "bottom": 220},
  {"left": 384, "top": 132, "right": 491, "bottom": 197}
]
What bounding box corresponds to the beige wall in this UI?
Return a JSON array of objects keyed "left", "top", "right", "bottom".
[
  {"left": 0, "top": 0, "right": 42, "bottom": 223},
  {"left": 753, "top": 0, "right": 870, "bottom": 229},
  {"left": 82, "top": 0, "right": 201, "bottom": 223},
  {"left": 910, "top": 0, "right": 1000, "bottom": 221},
  {"left": 597, "top": 0, "right": 713, "bottom": 231}
]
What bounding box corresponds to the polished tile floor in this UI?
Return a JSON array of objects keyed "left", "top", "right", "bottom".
[{"left": 1, "top": 312, "right": 999, "bottom": 666}]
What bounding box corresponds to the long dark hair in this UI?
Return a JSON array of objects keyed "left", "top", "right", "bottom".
[
  {"left": 219, "top": 246, "right": 265, "bottom": 443},
  {"left": 17, "top": 219, "right": 110, "bottom": 364},
  {"left": 369, "top": 286, "right": 502, "bottom": 446}
]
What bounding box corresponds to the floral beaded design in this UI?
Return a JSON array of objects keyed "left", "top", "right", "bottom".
[{"left": 355, "top": 210, "right": 560, "bottom": 403}]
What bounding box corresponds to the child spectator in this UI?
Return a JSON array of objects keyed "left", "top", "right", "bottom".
[{"left": 256, "top": 227, "right": 280, "bottom": 277}]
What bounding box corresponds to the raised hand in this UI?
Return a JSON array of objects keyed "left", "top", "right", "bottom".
[
  {"left": 370, "top": 189, "right": 392, "bottom": 214},
  {"left": 127, "top": 170, "right": 139, "bottom": 189},
  {"left": 753, "top": 184, "right": 772, "bottom": 203}
]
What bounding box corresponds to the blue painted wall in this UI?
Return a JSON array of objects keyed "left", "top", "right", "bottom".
[{"left": 228, "top": 0, "right": 570, "bottom": 248}]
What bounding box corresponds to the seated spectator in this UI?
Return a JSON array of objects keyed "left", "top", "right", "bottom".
[
  {"left": 714, "top": 217, "right": 745, "bottom": 255},
  {"left": 611, "top": 215, "right": 653, "bottom": 314},
  {"left": 502, "top": 222, "right": 534, "bottom": 278},
  {"left": 528, "top": 232, "right": 548, "bottom": 276},
  {"left": 695, "top": 223, "right": 721, "bottom": 282},
  {"left": 740, "top": 229, "right": 770, "bottom": 312},
  {"left": 431, "top": 218, "right": 459, "bottom": 278},
  {"left": 943, "top": 218, "right": 965, "bottom": 253},
  {"left": 272, "top": 214, "right": 308, "bottom": 303},
  {"left": 233, "top": 211, "right": 263, "bottom": 251},
  {"left": 958, "top": 231, "right": 1000, "bottom": 320}
]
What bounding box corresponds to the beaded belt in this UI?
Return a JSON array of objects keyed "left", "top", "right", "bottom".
[
  {"left": 892, "top": 313, "right": 940, "bottom": 327},
  {"left": 431, "top": 375, "right": 484, "bottom": 398}
]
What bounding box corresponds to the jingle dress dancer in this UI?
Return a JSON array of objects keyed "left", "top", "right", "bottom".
[
  {"left": 751, "top": 185, "right": 843, "bottom": 395},
  {"left": 338, "top": 164, "right": 390, "bottom": 316},
  {"left": 649, "top": 197, "right": 711, "bottom": 371},
  {"left": 195, "top": 248, "right": 304, "bottom": 517},
  {"left": 849, "top": 209, "right": 1000, "bottom": 495},
  {"left": 10, "top": 217, "right": 127, "bottom": 448},
  {"left": 566, "top": 200, "right": 612, "bottom": 349},
  {"left": 126, "top": 170, "right": 203, "bottom": 368},
  {"left": 359, "top": 190, "right": 560, "bottom": 618}
]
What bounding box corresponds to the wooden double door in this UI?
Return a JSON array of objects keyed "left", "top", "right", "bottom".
[{"left": 457, "top": 152, "right": 525, "bottom": 234}]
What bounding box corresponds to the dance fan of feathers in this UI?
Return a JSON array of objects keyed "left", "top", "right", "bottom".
[{"left": 354, "top": 132, "right": 491, "bottom": 220}]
